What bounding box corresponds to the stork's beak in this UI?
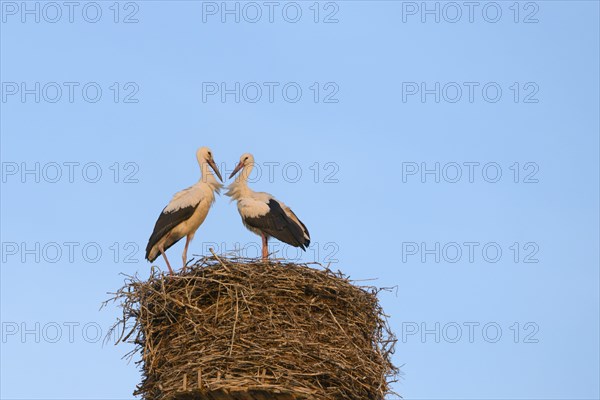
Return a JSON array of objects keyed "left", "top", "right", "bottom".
[
  {"left": 208, "top": 158, "right": 223, "bottom": 182},
  {"left": 229, "top": 161, "right": 244, "bottom": 180}
]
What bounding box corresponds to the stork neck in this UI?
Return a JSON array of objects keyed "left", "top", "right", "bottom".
[
  {"left": 200, "top": 161, "right": 222, "bottom": 191},
  {"left": 238, "top": 163, "right": 254, "bottom": 185},
  {"left": 226, "top": 164, "right": 254, "bottom": 200}
]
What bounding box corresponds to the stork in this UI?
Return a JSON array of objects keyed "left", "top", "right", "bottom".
[
  {"left": 226, "top": 153, "right": 310, "bottom": 260},
  {"left": 145, "top": 147, "right": 223, "bottom": 275}
]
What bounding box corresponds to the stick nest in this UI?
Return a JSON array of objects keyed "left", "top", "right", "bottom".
[{"left": 108, "top": 255, "right": 399, "bottom": 400}]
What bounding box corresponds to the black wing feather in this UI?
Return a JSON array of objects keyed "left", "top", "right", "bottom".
[
  {"left": 145, "top": 204, "right": 198, "bottom": 261},
  {"left": 244, "top": 199, "right": 308, "bottom": 250},
  {"left": 285, "top": 208, "right": 310, "bottom": 247}
]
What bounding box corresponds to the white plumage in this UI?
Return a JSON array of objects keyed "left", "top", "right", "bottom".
[
  {"left": 227, "top": 153, "right": 310, "bottom": 260},
  {"left": 145, "top": 147, "right": 223, "bottom": 274}
]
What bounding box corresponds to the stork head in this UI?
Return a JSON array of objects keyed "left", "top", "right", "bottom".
[
  {"left": 196, "top": 146, "right": 223, "bottom": 182},
  {"left": 229, "top": 153, "right": 254, "bottom": 179}
]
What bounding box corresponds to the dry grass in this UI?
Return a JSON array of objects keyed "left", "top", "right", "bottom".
[{"left": 107, "top": 255, "right": 399, "bottom": 400}]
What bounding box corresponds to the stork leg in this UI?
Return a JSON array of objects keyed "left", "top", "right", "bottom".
[
  {"left": 182, "top": 234, "right": 193, "bottom": 267},
  {"left": 261, "top": 233, "right": 269, "bottom": 260},
  {"left": 159, "top": 247, "right": 174, "bottom": 275},
  {"left": 158, "top": 232, "right": 175, "bottom": 275}
]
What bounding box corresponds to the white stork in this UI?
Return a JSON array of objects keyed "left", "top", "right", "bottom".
[
  {"left": 226, "top": 153, "right": 310, "bottom": 260},
  {"left": 145, "top": 147, "right": 223, "bottom": 274}
]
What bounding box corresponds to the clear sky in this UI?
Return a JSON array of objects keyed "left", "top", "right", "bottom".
[{"left": 1, "top": 1, "right": 599, "bottom": 399}]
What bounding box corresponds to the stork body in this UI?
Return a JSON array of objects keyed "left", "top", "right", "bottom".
[
  {"left": 145, "top": 147, "right": 223, "bottom": 274},
  {"left": 227, "top": 153, "right": 310, "bottom": 260}
]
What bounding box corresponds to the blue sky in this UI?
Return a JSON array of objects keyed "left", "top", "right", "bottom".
[{"left": 1, "top": 1, "right": 599, "bottom": 399}]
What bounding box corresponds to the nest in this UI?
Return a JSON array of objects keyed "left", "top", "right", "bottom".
[{"left": 108, "top": 255, "right": 399, "bottom": 400}]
